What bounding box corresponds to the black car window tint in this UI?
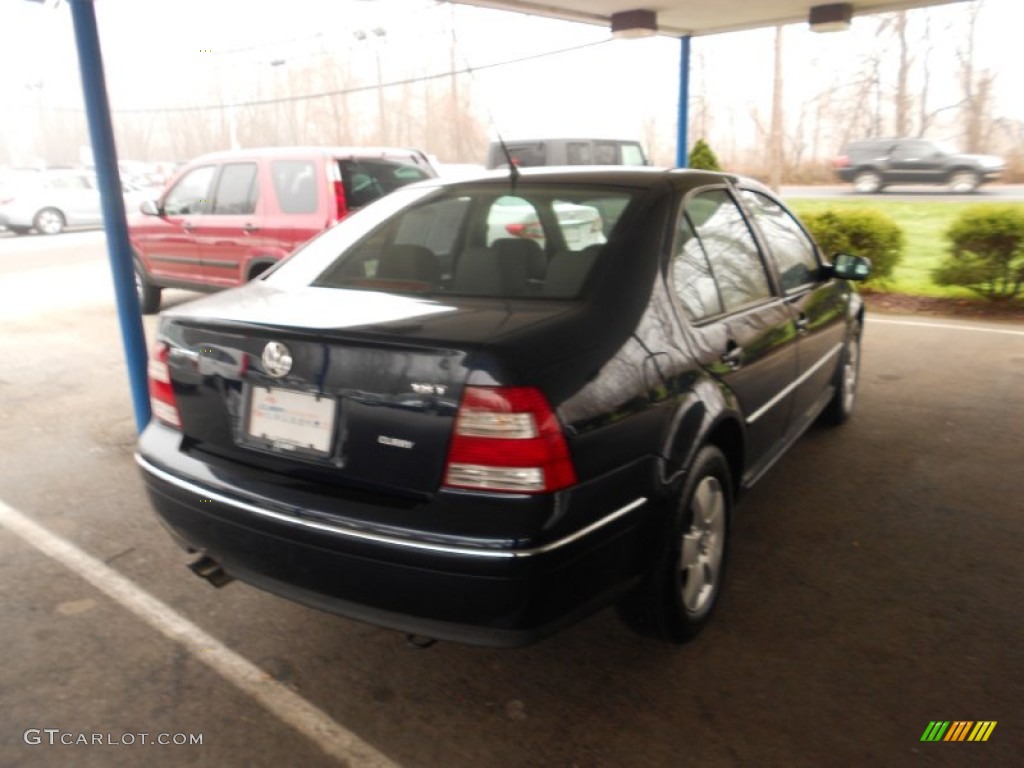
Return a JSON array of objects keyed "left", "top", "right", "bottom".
[
  {"left": 212, "top": 163, "right": 258, "bottom": 215},
  {"left": 312, "top": 187, "right": 630, "bottom": 300},
  {"left": 163, "top": 166, "right": 216, "bottom": 216},
  {"left": 271, "top": 160, "right": 318, "bottom": 214},
  {"left": 671, "top": 213, "right": 724, "bottom": 321},
  {"left": 688, "top": 190, "right": 772, "bottom": 313},
  {"left": 741, "top": 191, "right": 819, "bottom": 292}
]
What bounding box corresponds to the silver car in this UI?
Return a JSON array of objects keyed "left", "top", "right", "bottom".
[{"left": 0, "top": 169, "right": 148, "bottom": 235}]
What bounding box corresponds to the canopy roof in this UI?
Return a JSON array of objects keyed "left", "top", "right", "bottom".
[{"left": 451, "top": 1, "right": 966, "bottom": 37}]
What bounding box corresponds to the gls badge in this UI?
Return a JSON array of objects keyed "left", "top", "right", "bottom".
[
  {"left": 262, "top": 342, "right": 292, "bottom": 378},
  {"left": 411, "top": 383, "right": 447, "bottom": 396}
]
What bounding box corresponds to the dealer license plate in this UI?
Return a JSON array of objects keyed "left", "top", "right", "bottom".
[{"left": 246, "top": 386, "right": 336, "bottom": 455}]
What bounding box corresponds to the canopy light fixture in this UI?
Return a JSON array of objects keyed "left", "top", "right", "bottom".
[
  {"left": 611, "top": 9, "right": 658, "bottom": 39},
  {"left": 809, "top": 3, "right": 853, "bottom": 33}
]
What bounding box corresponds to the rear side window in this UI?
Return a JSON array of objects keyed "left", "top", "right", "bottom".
[
  {"left": 163, "top": 165, "right": 216, "bottom": 215},
  {"left": 310, "top": 186, "right": 634, "bottom": 300},
  {"left": 594, "top": 142, "right": 618, "bottom": 164},
  {"left": 339, "top": 159, "right": 432, "bottom": 209},
  {"left": 47, "top": 174, "right": 91, "bottom": 191},
  {"left": 504, "top": 144, "right": 545, "bottom": 167},
  {"left": 271, "top": 160, "right": 318, "bottom": 214},
  {"left": 671, "top": 215, "right": 723, "bottom": 322},
  {"left": 212, "top": 163, "right": 258, "bottom": 215},
  {"left": 566, "top": 142, "right": 592, "bottom": 165}
]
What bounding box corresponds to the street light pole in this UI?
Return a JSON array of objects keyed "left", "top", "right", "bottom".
[{"left": 354, "top": 27, "right": 387, "bottom": 144}]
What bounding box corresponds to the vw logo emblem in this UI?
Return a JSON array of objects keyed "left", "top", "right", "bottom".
[{"left": 262, "top": 341, "right": 292, "bottom": 378}]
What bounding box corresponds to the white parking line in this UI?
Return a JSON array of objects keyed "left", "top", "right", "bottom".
[
  {"left": 0, "top": 499, "right": 398, "bottom": 768},
  {"left": 868, "top": 317, "right": 1024, "bottom": 337}
]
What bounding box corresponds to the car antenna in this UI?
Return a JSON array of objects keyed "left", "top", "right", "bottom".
[
  {"left": 446, "top": 10, "right": 518, "bottom": 188},
  {"left": 497, "top": 133, "right": 519, "bottom": 187}
]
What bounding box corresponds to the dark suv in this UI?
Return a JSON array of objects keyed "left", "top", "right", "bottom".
[
  {"left": 129, "top": 146, "right": 436, "bottom": 313},
  {"left": 832, "top": 138, "right": 1004, "bottom": 193}
]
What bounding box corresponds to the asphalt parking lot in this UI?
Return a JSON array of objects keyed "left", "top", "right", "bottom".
[{"left": 1, "top": 233, "right": 1021, "bottom": 767}]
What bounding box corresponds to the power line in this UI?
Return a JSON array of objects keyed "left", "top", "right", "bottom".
[{"left": 49, "top": 38, "right": 611, "bottom": 115}]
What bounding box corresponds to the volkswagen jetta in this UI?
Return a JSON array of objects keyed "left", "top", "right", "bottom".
[{"left": 137, "top": 167, "right": 870, "bottom": 647}]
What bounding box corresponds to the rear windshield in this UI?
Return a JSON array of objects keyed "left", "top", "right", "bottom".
[
  {"left": 271, "top": 185, "right": 636, "bottom": 299},
  {"left": 339, "top": 158, "right": 433, "bottom": 208}
]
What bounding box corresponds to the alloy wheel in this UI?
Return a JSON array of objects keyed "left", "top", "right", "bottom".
[
  {"left": 842, "top": 337, "right": 860, "bottom": 414},
  {"left": 680, "top": 475, "right": 726, "bottom": 616}
]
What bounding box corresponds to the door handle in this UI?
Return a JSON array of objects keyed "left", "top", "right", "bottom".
[
  {"left": 182, "top": 223, "right": 195, "bottom": 233},
  {"left": 243, "top": 223, "right": 259, "bottom": 233},
  {"left": 720, "top": 342, "right": 743, "bottom": 370}
]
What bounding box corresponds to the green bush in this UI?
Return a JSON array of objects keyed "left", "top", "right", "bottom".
[
  {"left": 688, "top": 139, "right": 721, "bottom": 171},
  {"left": 933, "top": 204, "right": 1024, "bottom": 300},
  {"left": 799, "top": 208, "right": 903, "bottom": 284}
]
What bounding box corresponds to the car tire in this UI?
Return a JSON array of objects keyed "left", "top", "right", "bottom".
[
  {"left": 949, "top": 170, "right": 980, "bottom": 194},
  {"left": 821, "top": 324, "right": 862, "bottom": 425},
  {"left": 619, "top": 445, "right": 732, "bottom": 644},
  {"left": 853, "top": 171, "right": 883, "bottom": 194},
  {"left": 135, "top": 259, "right": 162, "bottom": 314},
  {"left": 33, "top": 207, "right": 66, "bottom": 235}
]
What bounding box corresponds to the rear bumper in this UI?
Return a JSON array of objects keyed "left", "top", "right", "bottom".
[{"left": 136, "top": 431, "right": 654, "bottom": 647}]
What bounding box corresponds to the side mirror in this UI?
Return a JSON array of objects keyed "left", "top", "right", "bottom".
[
  {"left": 140, "top": 199, "right": 161, "bottom": 216},
  {"left": 830, "top": 252, "right": 871, "bottom": 281}
]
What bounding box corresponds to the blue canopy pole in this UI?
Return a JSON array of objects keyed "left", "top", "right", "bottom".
[
  {"left": 68, "top": 0, "right": 151, "bottom": 433},
  {"left": 676, "top": 35, "right": 691, "bottom": 168}
]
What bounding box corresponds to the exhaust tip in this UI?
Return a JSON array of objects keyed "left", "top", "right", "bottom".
[
  {"left": 188, "top": 555, "right": 234, "bottom": 588},
  {"left": 405, "top": 634, "right": 438, "bottom": 650}
]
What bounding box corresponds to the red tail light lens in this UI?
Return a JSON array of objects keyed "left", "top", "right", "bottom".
[
  {"left": 444, "top": 386, "right": 577, "bottom": 493},
  {"left": 148, "top": 341, "right": 181, "bottom": 428},
  {"left": 332, "top": 180, "right": 349, "bottom": 222},
  {"left": 505, "top": 220, "right": 544, "bottom": 239},
  {"left": 832, "top": 155, "right": 850, "bottom": 169}
]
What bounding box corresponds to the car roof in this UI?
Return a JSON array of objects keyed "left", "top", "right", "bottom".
[
  {"left": 415, "top": 165, "right": 749, "bottom": 193},
  {"left": 187, "top": 146, "right": 432, "bottom": 163}
]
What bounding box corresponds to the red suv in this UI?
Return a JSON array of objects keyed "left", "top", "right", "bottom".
[{"left": 129, "top": 146, "right": 437, "bottom": 313}]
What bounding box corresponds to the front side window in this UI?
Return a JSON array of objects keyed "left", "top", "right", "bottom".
[
  {"left": 163, "top": 166, "right": 216, "bottom": 216},
  {"left": 890, "top": 141, "right": 934, "bottom": 161},
  {"left": 686, "top": 190, "right": 773, "bottom": 313},
  {"left": 620, "top": 143, "right": 647, "bottom": 166},
  {"left": 212, "top": 163, "right": 258, "bottom": 215},
  {"left": 741, "top": 190, "right": 819, "bottom": 292}
]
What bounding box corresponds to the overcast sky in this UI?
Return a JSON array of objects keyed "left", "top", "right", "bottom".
[{"left": 1, "top": 0, "right": 1022, "bottom": 163}]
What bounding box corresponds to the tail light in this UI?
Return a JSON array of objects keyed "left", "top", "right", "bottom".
[
  {"left": 332, "top": 180, "right": 349, "bottom": 222},
  {"left": 148, "top": 341, "right": 181, "bottom": 428},
  {"left": 444, "top": 386, "right": 577, "bottom": 493},
  {"left": 506, "top": 220, "right": 544, "bottom": 239},
  {"left": 832, "top": 155, "right": 850, "bottom": 169}
]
